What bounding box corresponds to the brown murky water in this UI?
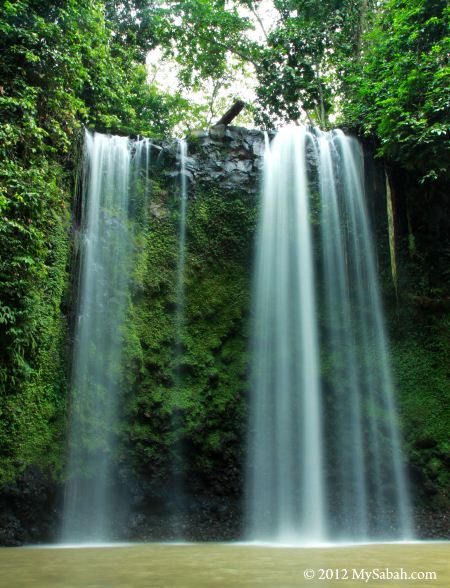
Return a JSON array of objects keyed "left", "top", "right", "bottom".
[{"left": 0, "top": 543, "right": 447, "bottom": 587}]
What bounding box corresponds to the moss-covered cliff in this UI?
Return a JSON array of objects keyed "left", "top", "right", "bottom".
[{"left": 118, "top": 129, "right": 259, "bottom": 539}]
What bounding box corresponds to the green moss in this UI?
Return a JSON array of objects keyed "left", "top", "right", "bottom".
[
  {"left": 390, "top": 315, "right": 450, "bottom": 501},
  {"left": 122, "top": 172, "right": 256, "bottom": 490}
]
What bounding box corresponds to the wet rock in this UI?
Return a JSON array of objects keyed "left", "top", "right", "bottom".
[
  {"left": 252, "top": 141, "right": 264, "bottom": 157},
  {"left": 189, "top": 129, "right": 208, "bottom": 139},
  {"left": 236, "top": 160, "right": 253, "bottom": 173}
]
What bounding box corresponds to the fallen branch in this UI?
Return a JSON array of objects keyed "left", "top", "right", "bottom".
[{"left": 213, "top": 100, "right": 246, "bottom": 126}]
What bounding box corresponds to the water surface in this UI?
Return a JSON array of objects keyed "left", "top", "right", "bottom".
[{"left": 0, "top": 543, "right": 447, "bottom": 587}]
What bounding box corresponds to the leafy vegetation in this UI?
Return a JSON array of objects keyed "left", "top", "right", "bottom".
[
  {"left": 344, "top": 0, "right": 450, "bottom": 182},
  {"left": 153, "top": 0, "right": 362, "bottom": 127},
  {"left": 155, "top": 1, "right": 449, "bottom": 177},
  {"left": 0, "top": 0, "right": 182, "bottom": 482}
]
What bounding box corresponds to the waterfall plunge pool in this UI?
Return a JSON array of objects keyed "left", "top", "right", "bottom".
[{"left": 0, "top": 542, "right": 448, "bottom": 587}]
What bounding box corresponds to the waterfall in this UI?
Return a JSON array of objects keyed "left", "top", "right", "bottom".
[
  {"left": 62, "top": 130, "right": 151, "bottom": 543},
  {"left": 247, "top": 127, "right": 325, "bottom": 543},
  {"left": 246, "top": 126, "right": 413, "bottom": 544},
  {"left": 323, "top": 130, "right": 413, "bottom": 539},
  {"left": 171, "top": 139, "right": 189, "bottom": 533},
  {"left": 175, "top": 139, "right": 188, "bottom": 354}
]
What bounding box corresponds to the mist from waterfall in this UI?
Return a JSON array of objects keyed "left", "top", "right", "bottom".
[
  {"left": 61, "top": 130, "right": 151, "bottom": 543},
  {"left": 246, "top": 126, "right": 413, "bottom": 544}
]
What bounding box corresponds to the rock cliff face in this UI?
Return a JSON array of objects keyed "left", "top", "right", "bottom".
[
  {"left": 0, "top": 126, "right": 448, "bottom": 545},
  {"left": 156, "top": 125, "right": 265, "bottom": 196},
  {"left": 186, "top": 126, "right": 265, "bottom": 191}
]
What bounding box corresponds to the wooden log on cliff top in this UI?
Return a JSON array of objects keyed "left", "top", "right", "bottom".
[{"left": 213, "top": 100, "right": 246, "bottom": 126}]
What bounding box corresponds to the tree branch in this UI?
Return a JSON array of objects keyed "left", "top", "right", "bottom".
[
  {"left": 214, "top": 100, "right": 246, "bottom": 126},
  {"left": 244, "top": 0, "right": 269, "bottom": 42}
]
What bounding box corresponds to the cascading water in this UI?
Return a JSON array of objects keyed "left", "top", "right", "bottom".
[
  {"left": 171, "top": 139, "right": 189, "bottom": 532},
  {"left": 175, "top": 139, "right": 188, "bottom": 354},
  {"left": 320, "top": 130, "right": 413, "bottom": 539},
  {"left": 247, "top": 127, "right": 325, "bottom": 543},
  {"left": 246, "top": 126, "right": 413, "bottom": 544},
  {"left": 62, "top": 130, "right": 151, "bottom": 543}
]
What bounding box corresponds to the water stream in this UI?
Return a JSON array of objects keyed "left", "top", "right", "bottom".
[
  {"left": 246, "top": 126, "right": 413, "bottom": 543},
  {"left": 62, "top": 131, "right": 152, "bottom": 543},
  {"left": 171, "top": 139, "right": 189, "bottom": 533},
  {"left": 247, "top": 127, "right": 325, "bottom": 543}
]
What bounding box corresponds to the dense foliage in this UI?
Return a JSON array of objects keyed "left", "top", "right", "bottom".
[
  {"left": 345, "top": 0, "right": 450, "bottom": 182},
  {"left": 123, "top": 168, "right": 254, "bottom": 501},
  {"left": 0, "top": 0, "right": 180, "bottom": 482}
]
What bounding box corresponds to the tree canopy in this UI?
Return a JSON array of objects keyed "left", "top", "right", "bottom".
[
  {"left": 345, "top": 0, "right": 450, "bottom": 182},
  {"left": 151, "top": 0, "right": 449, "bottom": 180}
]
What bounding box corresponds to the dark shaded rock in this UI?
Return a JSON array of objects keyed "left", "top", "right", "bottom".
[
  {"left": 0, "top": 468, "right": 60, "bottom": 546},
  {"left": 413, "top": 507, "right": 450, "bottom": 539}
]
